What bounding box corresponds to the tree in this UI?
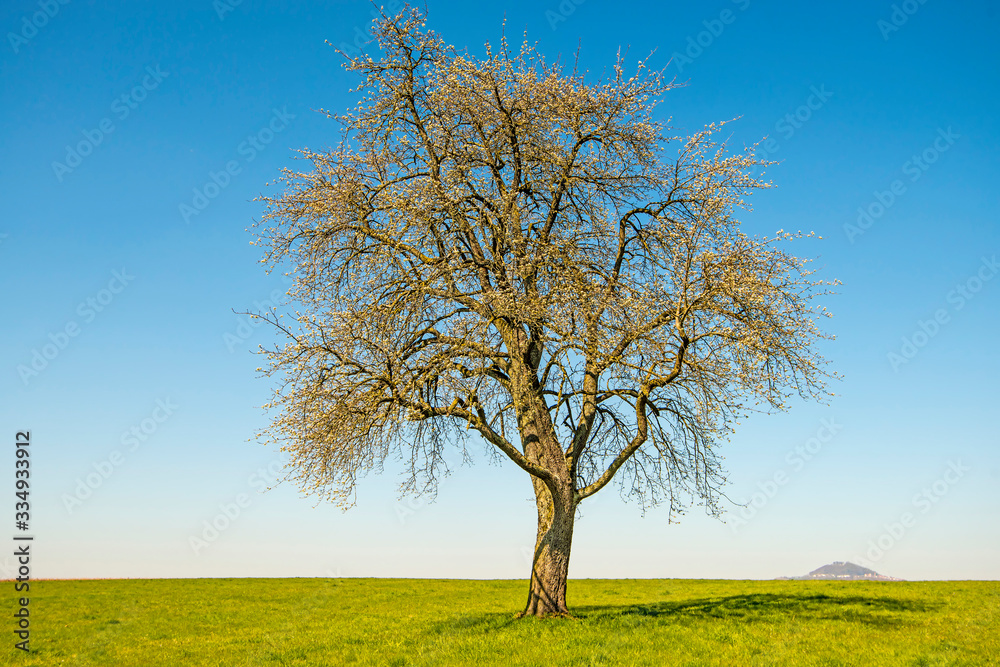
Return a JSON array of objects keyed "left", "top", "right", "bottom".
[{"left": 251, "top": 7, "right": 835, "bottom": 617}]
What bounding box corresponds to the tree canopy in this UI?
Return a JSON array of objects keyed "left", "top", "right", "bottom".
[{"left": 251, "top": 7, "right": 835, "bottom": 616}]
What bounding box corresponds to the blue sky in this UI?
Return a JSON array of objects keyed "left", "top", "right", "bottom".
[{"left": 2, "top": 0, "right": 998, "bottom": 581}]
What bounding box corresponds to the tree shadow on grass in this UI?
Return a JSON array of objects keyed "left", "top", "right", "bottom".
[
  {"left": 433, "top": 593, "right": 940, "bottom": 633},
  {"left": 434, "top": 593, "right": 939, "bottom": 634},
  {"left": 575, "top": 593, "right": 939, "bottom": 627}
]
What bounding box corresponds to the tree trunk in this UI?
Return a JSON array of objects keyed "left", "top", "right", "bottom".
[{"left": 521, "top": 477, "right": 576, "bottom": 617}]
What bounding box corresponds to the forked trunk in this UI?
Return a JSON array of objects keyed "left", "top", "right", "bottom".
[{"left": 521, "top": 477, "right": 576, "bottom": 617}]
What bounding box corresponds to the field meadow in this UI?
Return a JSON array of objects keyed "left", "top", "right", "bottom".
[{"left": 4, "top": 578, "right": 997, "bottom": 666}]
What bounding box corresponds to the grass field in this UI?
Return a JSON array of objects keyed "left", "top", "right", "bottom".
[{"left": 5, "top": 578, "right": 998, "bottom": 665}]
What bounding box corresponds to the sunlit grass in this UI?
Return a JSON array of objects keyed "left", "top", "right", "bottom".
[{"left": 7, "top": 578, "right": 998, "bottom": 665}]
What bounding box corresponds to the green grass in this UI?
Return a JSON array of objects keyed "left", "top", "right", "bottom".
[{"left": 5, "top": 578, "right": 998, "bottom": 665}]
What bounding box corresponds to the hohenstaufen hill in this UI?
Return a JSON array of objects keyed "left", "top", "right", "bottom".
[{"left": 777, "top": 561, "right": 905, "bottom": 581}]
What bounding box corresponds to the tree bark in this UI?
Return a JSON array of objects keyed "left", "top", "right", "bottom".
[{"left": 521, "top": 476, "right": 576, "bottom": 617}]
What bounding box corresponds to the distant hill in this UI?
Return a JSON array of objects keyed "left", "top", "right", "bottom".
[{"left": 777, "top": 561, "right": 904, "bottom": 581}]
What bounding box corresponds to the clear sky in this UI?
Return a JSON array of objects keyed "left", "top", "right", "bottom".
[{"left": 2, "top": 0, "right": 998, "bottom": 582}]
